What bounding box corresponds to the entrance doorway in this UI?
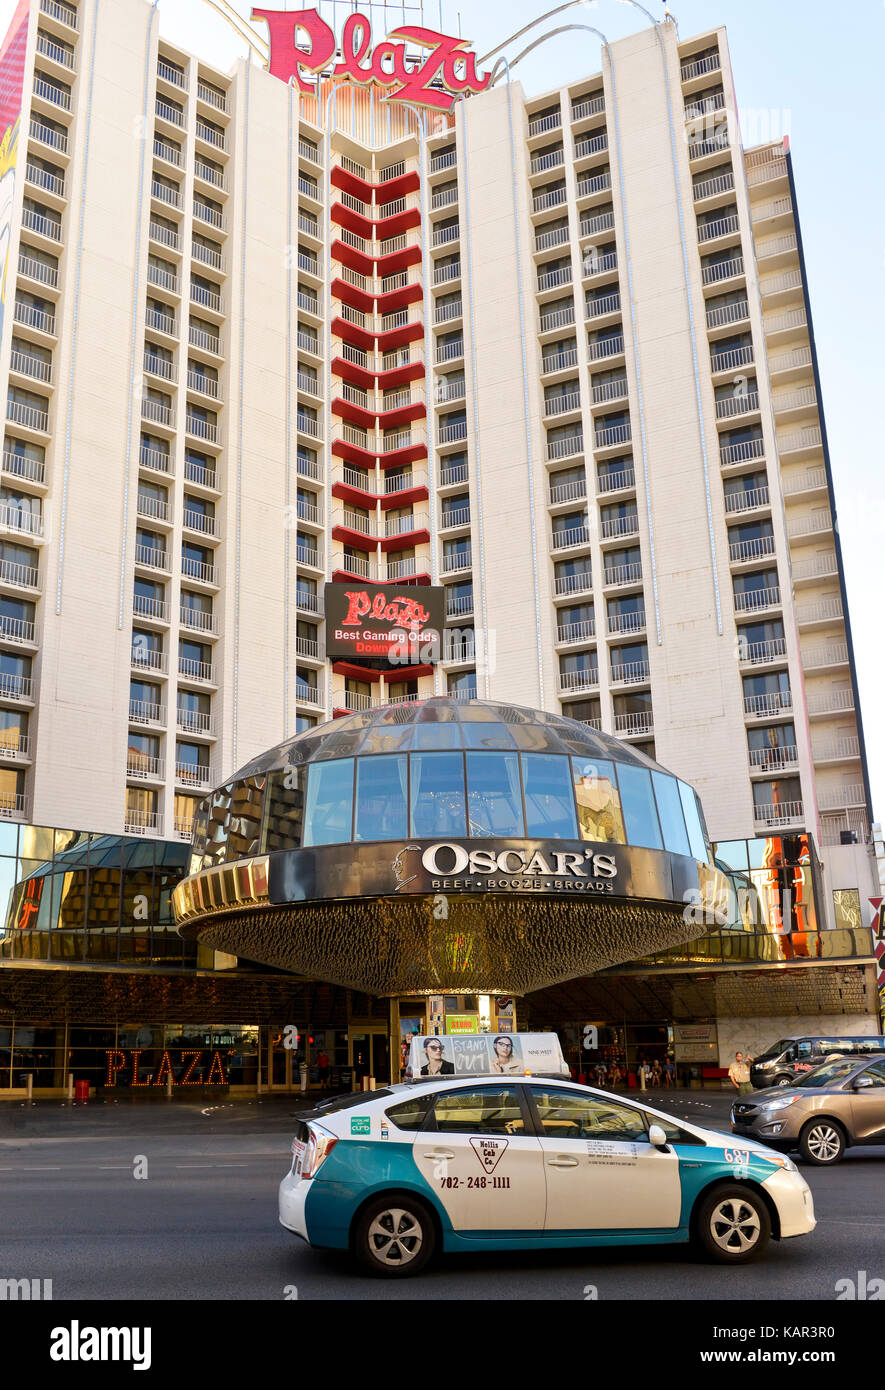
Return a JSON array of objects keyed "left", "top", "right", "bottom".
[
  {"left": 263, "top": 1025, "right": 301, "bottom": 1092},
  {"left": 348, "top": 1028, "right": 390, "bottom": 1086}
]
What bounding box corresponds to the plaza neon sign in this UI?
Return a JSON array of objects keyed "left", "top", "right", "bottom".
[{"left": 251, "top": 8, "right": 491, "bottom": 111}]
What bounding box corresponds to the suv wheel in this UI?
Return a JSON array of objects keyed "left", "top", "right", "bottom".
[
  {"left": 799, "top": 1119, "right": 845, "bottom": 1165},
  {"left": 353, "top": 1194, "right": 435, "bottom": 1277},
  {"left": 695, "top": 1184, "right": 771, "bottom": 1264},
  {"left": 774, "top": 1075, "right": 793, "bottom": 1087}
]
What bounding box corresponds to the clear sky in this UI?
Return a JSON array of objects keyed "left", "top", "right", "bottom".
[{"left": 6, "top": 0, "right": 884, "bottom": 823}]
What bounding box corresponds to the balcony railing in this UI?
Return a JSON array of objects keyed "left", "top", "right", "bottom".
[
  {"left": 596, "top": 422, "right": 631, "bottom": 448},
  {"left": 542, "top": 348, "right": 579, "bottom": 374},
  {"left": 134, "top": 543, "right": 168, "bottom": 572},
  {"left": 787, "top": 510, "right": 832, "bottom": 539},
  {"left": 0, "top": 561, "right": 39, "bottom": 593},
  {"left": 26, "top": 162, "right": 65, "bottom": 197},
  {"left": 132, "top": 594, "right": 167, "bottom": 623},
  {"left": 185, "top": 413, "right": 217, "bottom": 442},
  {"left": 528, "top": 110, "right": 562, "bottom": 137},
  {"left": 182, "top": 509, "right": 217, "bottom": 536},
  {"left": 544, "top": 390, "right": 581, "bottom": 417},
  {"left": 430, "top": 149, "right": 457, "bottom": 173},
  {"left": 546, "top": 433, "right": 583, "bottom": 462},
  {"left": 552, "top": 524, "right": 591, "bottom": 551},
  {"left": 6, "top": 400, "right": 50, "bottom": 432},
  {"left": 733, "top": 586, "right": 780, "bottom": 613},
  {"left": 681, "top": 52, "right": 721, "bottom": 81},
  {"left": 725, "top": 486, "right": 770, "bottom": 515},
  {"left": 533, "top": 188, "right": 567, "bottom": 214},
  {"left": 540, "top": 305, "right": 575, "bottom": 333},
  {"left": 33, "top": 76, "right": 71, "bottom": 110},
  {"left": 571, "top": 95, "right": 605, "bottom": 122},
  {"left": 817, "top": 785, "right": 866, "bottom": 811},
  {"left": 743, "top": 690, "right": 792, "bottom": 717},
  {"left": 739, "top": 636, "right": 786, "bottom": 666},
  {"left": 131, "top": 646, "right": 166, "bottom": 674},
  {"left": 729, "top": 535, "right": 775, "bottom": 564},
  {"left": 127, "top": 754, "right": 163, "bottom": 781},
  {"left": 537, "top": 265, "right": 572, "bottom": 293},
  {"left": 0, "top": 502, "right": 43, "bottom": 537},
  {"left": 295, "top": 589, "right": 322, "bottom": 615},
  {"left": 601, "top": 513, "right": 639, "bottom": 539},
  {"left": 530, "top": 149, "right": 565, "bottom": 176},
  {"left": 748, "top": 745, "right": 798, "bottom": 771},
  {"left": 549, "top": 478, "right": 586, "bottom": 505},
  {"left": 124, "top": 810, "right": 164, "bottom": 836},
  {"left": 697, "top": 214, "right": 739, "bottom": 243},
  {"left": 439, "top": 507, "right": 469, "bottom": 531},
  {"left": 435, "top": 340, "right": 463, "bottom": 365},
  {"left": 591, "top": 377, "right": 628, "bottom": 406},
  {"left": 802, "top": 643, "right": 849, "bottom": 671},
  {"left": 176, "top": 708, "right": 216, "bottom": 735},
  {"left": 575, "top": 133, "right": 608, "bottom": 161},
  {"left": 2, "top": 450, "right": 46, "bottom": 486},
  {"left": 445, "top": 594, "right": 474, "bottom": 618},
  {"left": 22, "top": 207, "right": 61, "bottom": 241},
  {"left": 587, "top": 334, "right": 624, "bottom": 361},
  {"left": 796, "top": 598, "right": 843, "bottom": 625},
  {"left": 0, "top": 671, "right": 32, "bottom": 701},
  {"left": 0, "top": 614, "right": 35, "bottom": 644},
  {"left": 442, "top": 549, "right": 472, "bottom": 574},
  {"left": 40, "top": 0, "right": 78, "bottom": 28},
  {"left": 14, "top": 301, "right": 56, "bottom": 335},
  {"left": 597, "top": 467, "right": 636, "bottom": 494},
  {"left": 607, "top": 609, "right": 646, "bottom": 635},
  {"left": 438, "top": 422, "right": 467, "bottom": 446},
  {"left": 813, "top": 737, "right": 861, "bottom": 763},
  {"left": 754, "top": 801, "right": 803, "bottom": 827},
  {"left": 693, "top": 170, "right": 734, "bottom": 201},
  {"left": 431, "top": 224, "right": 459, "bottom": 247},
  {"left": 535, "top": 225, "right": 569, "bottom": 253},
  {"left": 611, "top": 661, "right": 650, "bottom": 683},
  {"left": 176, "top": 762, "right": 213, "bottom": 790},
  {"left": 715, "top": 391, "right": 759, "bottom": 419},
  {"left": 557, "top": 618, "right": 595, "bottom": 645},
  {"left": 179, "top": 657, "right": 215, "bottom": 684},
  {"left": 576, "top": 172, "right": 612, "bottom": 199},
  {"left": 179, "top": 605, "right": 217, "bottom": 634},
  {"left": 434, "top": 300, "right": 462, "bottom": 324},
  {"left": 614, "top": 711, "right": 654, "bottom": 735},
  {"left": 554, "top": 570, "right": 592, "bottom": 597},
  {"left": 604, "top": 562, "right": 642, "bottom": 586},
  {"left": 711, "top": 344, "right": 754, "bottom": 374},
  {"left": 18, "top": 252, "right": 58, "bottom": 288},
  {"left": 559, "top": 667, "right": 599, "bottom": 692},
  {"left": 586, "top": 292, "right": 621, "bottom": 321},
  {"left": 129, "top": 699, "right": 164, "bottom": 724}
]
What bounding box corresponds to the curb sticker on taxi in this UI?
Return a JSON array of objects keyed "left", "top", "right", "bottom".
[
  {"left": 469, "top": 1137, "right": 508, "bottom": 1173},
  {"left": 350, "top": 1116, "right": 371, "bottom": 1135}
]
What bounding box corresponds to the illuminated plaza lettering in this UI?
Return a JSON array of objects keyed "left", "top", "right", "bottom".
[
  {"left": 251, "top": 8, "right": 491, "bottom": 111},
  {"left": 104, "top": 1049, "right": 228, "bottom": 1087}
]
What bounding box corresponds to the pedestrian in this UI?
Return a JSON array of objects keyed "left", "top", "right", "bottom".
[
  {"left": 663, "top": 1056, "right": 675, "bottom": 1088},
  {"left": 317, "top": 1048, "right": 331, "bottom": 1091},
  {"left": 728, "top": 1050, "right": 753, "bottom": 1095},
  {"left": 594, "top": 1058, "right": 607, "bottom": 1088},
  {"left": 651, "top": 1059, "right": 662, "bottom": 1087}
]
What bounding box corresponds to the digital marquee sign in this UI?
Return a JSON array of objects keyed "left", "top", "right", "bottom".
[
  {"left": 324, "top": 581, "right": 444, "bottom": 661},
  {"left": 251, "top": 8, "right": 491, "bottom": 111}
]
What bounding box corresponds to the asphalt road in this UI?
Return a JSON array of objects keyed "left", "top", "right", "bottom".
[{"left": 1, "top": 1090, "right": 882, "bottom": 1301}]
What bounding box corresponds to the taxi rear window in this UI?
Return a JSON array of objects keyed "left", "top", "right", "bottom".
[
  {"left": 314, "top": 1088, "right": 394, "bottom": 1115},
  {"left": 385, "top": 1095, "right": 432, "bottom": 1131}
]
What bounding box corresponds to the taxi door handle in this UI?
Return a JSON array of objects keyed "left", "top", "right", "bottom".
[
  {"left": 424, "top": 1150, "right": 455, "bottom": 1161},
  {"left": 547, "top": 1156, "right": 579, "bottom": 1168}
]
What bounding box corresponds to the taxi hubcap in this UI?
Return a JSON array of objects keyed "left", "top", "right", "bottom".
[
  {"left": 710, "top": 1198, "right": 761, "bottom": 1254},
  {"left": 368, "top": 1208, "right": 423, "bottom": 1266},
  {"left": 807, "top": 1125, "right": 840, "bottom": 1161}
]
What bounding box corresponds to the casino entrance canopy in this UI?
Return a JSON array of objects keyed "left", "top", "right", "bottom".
[{"left": 173, "top": 700, "right": 728, "bottom": 996}]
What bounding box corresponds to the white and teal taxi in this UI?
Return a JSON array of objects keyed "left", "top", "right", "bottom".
[{"left": 279, "top": 1075, "right": 816, "bottom": 1276}]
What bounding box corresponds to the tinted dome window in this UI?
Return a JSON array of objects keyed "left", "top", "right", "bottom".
[{"left": 186, "top": 699, "right": 714, "bottom": 868}]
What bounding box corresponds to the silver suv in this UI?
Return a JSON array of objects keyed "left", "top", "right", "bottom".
[{"left": 731, "top": 1056, "right": 885, "bottom": 1165}]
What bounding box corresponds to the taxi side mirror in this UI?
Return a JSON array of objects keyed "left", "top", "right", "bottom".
[
  {"left": 853, "top": 1076, "right": 874, "bottom": 1090},
  {"left": 648, "top": 1123, "right": 669, "bottom": 1150}
]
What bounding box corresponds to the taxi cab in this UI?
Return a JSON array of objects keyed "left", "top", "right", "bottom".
[{"left": 279, "top": 1075, "right": 816, "bottom": 1276}]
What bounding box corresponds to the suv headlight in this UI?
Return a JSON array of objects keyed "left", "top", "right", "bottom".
[{"left": 762, "top": 1095, "right": 797, "bottom": 1113}]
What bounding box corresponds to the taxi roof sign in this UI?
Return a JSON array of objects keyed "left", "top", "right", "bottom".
[{"left": 407, "top": 1032, "right": 568, "bottom": 1081}]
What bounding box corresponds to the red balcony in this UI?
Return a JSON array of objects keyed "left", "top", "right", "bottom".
[
  {"left": 376, "top": 397, "right": 426, "bottom": 429},
  {"left": 332, "top": 660, "right": 382, "bottom": 683},
  {"left": 373, "top": 172, "right": 420, "bottom": 203},
  {"left": 332, "top": 479, "right": 430, "bottom": 511},
  {"left": 332, "top": 435, "right": 376, "bottom": 469},
  {"left": 332, "top": 237, "right": 374, "bottom": 278},
  {"left": 331, "top": 165, "right": 373, "bottom": 202},
  {"left": 375, "top": 206, "right": 421, "bottom": 241},
  {"left": 331, "top": 201, "right": 373, "bottom": 241},
  {"left": 375, "top": 243, "right": 422, "bottom": 276},
  {"left": 331, "top": 277, "right": 374, "bottom": 315},
  {"left": 331, "top": 518, "right": 378, "bottom": 552},
  {"left": 380, "top": 524, "right": 431, "bottom": 553},
  {"left": 331, "top": 354, "right": 376, "bottom": 391},
  {"left": 375, "top": 319, "right": 424, "bottom": 353},
  {"left": 389, "top": 663, "right": 433, "bottom": 680},
  {"left": 332, "top": 314, "right": 374, "bottom": 353},
  {"left": 331, "top": 395, "right": 376, "bottom": 431},
  {"left": 378, "top": 440, "right": 427, "bottom": 468},
  {"left": 379, "top": 483, "right": 428, "bottom": 510},
  {"left": 374, "top": 358, "right": 425, "bottom": 388},
  {"left": 375, "top": 282, "right": 423, "bottom": 315}
]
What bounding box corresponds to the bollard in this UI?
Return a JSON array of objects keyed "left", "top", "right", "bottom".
[
  {"left": 166, "top": 1074, "right": 173, "bottom": 1099},
  {"left": 26, "top": 1072, "right": 33, "bottom": 1101},
  {"left": 639, "top": 1068, "right": 646, "bottom": 1092},
  {"left": 67, "top": 1075, "right": 74, "bottom": 1103}
]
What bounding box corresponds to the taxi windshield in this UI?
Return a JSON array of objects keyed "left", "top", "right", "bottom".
[{"left": 793, "top": 1060, "right": 857, "bottom": 1090}]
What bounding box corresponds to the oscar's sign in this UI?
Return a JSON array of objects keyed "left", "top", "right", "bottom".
[{"left": 252, "top": 9, "right": 491, "bottom": 111}]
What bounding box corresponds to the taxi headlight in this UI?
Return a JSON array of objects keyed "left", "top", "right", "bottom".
[
  {"left": 762, "top": 1096, "right": 797, "bottom": 1112},
  {"left": 764, "top": 1153, "right": 798, "bottom": 1173}
]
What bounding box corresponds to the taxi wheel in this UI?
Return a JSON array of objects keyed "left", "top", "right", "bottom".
[
  {"left": 695, "top": 1184, "right": 771, "bottom": 1264},
  {"left": 353, "top": 1194, "right": 436, "bottom": 1277},
  {"left": 798, "top": 1119, "right": 845, "bottom": 1165}
]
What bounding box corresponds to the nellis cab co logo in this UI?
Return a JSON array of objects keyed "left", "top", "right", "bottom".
[{"left": 251, "top": 8, "right": 491, "bottom": 110}]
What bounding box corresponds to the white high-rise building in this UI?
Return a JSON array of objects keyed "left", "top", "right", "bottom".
[{"left": 0, "top": 0, "right": 874, "bottom": 940}]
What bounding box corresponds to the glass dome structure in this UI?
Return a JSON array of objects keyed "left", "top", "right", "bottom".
[
  {"left": 188, "top": 698, "right": 713, "bottom": 870},
  {"left": 175, "top": 699, "right": 727, "bottom": 997}
]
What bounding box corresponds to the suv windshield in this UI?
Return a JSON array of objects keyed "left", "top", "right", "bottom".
[{"left": 794, "top": 1060, "right": 858, "bottom": 1090}]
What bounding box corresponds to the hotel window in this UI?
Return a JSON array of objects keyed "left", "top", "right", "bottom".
[
  {"left": 747, "top": 724, "right": 797, "bottom": 770},
  {"left": 295, "top": 668, "right": 317, "bottom": 702},
  {"left": 128, "top": 733, "right": 160, "bottom": 776},
  {"left": 0, "top": 766, "right": 23, "bottom": 811},
  {"left": 562, "top": 698, "right": 600, "bottom": 727},
  {"left": 0, "top": 709, "right": 28, "bottom": 753}
]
